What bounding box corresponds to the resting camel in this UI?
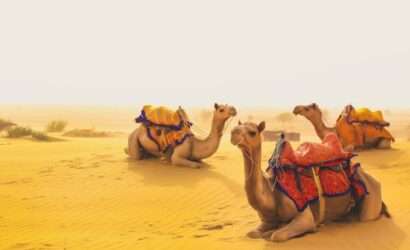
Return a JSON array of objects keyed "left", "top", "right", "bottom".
[
  {"left": 293, "top": 103, "right": 394, "bottom": 150},
  {"left": 230, "top": 121, "right": 389, "bottom": 242},
  {"left": 126, "top": 103, "right": 237, "bottom": 168}
]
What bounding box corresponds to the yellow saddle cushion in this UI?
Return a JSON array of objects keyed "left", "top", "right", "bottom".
[
  {"left": 135, "top": 105, "right": 193, "bottom": 152},
  {"left": 136, "top": 105, "right": 191, "bottom": 129},
  {"left": 348, "top": 107, "right": 389, "bottom": 126}
]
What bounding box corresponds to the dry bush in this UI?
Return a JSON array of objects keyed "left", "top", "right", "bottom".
[
  {"left": 46, "top": 120, "right": 68, "bottom": 132},
  {"left": 6, "top": 126, "right": 32, "bottom": 138},
  {"left": 63, "top": 128, "right": 111, "bottom": 138},
  {"left": 0, "top": 119, "right": 16, "bottom": 131},
  {"left": 31, "top": 131, "right": 53, "bottom": 141}
]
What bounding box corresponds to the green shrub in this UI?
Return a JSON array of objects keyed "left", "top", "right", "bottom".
[
  {"left": 46, "top": 120, "right": 68, "bottom": 132},
  {"left": 6, "top": 126, "right": 32, "bottom": 138}
]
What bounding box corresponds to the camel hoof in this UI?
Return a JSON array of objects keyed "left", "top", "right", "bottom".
[
  {"left": 270, "top": 230, "right": 289, "bottom": 242},
  {"left": 190, "top": 162, "right": 202, "bottom": 169},
  {"left": 247, "top": 230, "right": 262, "bottom": 239},
  {"left": 261, "top": 230, "right": 274, "bottom": 239}
]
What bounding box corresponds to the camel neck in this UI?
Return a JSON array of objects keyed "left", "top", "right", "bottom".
[
  {"left": 243, "top": 146, "right": 268, "bottom": 209},
  {"left": 308, "top": 117, "right": 330, "bottom": 140},
  {"left": 190, "top": 117, "right": 225, "bottom": 160},
  {"left": 208, "top": 117, "right": 225, "bottom": 139}
]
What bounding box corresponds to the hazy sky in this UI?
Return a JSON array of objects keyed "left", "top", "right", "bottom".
[{"left": 0, "top": 0, "right": 409, "bottom": 108}]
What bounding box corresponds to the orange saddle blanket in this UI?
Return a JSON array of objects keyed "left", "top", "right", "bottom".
[{"left": 268, "top": 133, "right": 367, "bottom": 211}]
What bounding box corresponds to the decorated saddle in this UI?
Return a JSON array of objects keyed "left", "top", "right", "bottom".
[
  {"left": 335, "top": 105, "right": 395, "bottom": 148},
  {"left": 344, "top": 105, "right": 389, "bottom": 127},
  {"left": 135, "top": 105, "right": 193, "bottom": 152},
  {"left": 268, "top": 133, "right": 367, "bottom": 212}
]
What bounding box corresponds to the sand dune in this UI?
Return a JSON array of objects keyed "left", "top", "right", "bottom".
[{"left": 1, "top": 106, "right": 410, "bottom": 249}]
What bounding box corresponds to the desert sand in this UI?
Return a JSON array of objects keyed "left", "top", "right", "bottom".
[{"left": 1, "top": 105, "right": 410, "bottom": 250}]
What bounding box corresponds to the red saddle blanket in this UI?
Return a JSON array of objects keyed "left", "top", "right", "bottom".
[{"left": 271, "top": 133, "right": 367, "bottom": 211}]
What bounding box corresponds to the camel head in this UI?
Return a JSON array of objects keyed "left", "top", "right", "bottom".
[
  {"left": 293, "top": 103, "right": 322, "bottom": 121},
  {"left": 231, "top": 121, "right": 265, "bottom": 154},
  {"left": 213, "top": 103, "right": 237, "bottom": 121}
]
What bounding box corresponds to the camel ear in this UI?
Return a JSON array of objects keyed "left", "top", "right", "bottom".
[
  {"left": 214, "top": 103, "right": 219, "bottom": 110},
  {"left": 238, "top": 120, "right": 242, "bottom": 125},
  {"left": 312, "top": 103, "right": 318, "bottom": 109},
  {"left": 257, "top": 121, "right": 266, "bottom": 132}
]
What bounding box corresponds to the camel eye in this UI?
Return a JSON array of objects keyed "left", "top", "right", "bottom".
[
  {"left": 219, "top": 109, "right": 225, "bottom": 112},
  {"left": 248, "top": 131, "right": 256, "bottom": 137},
  {"left": 155, "top": 129, "right": 162, "bottom": 136}
]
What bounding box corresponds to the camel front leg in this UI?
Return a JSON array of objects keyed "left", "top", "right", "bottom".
[
  {"left": 127, "top": 127, "right": 143, "bottom": 160},
  {"left": 171, "top": 139, "right": 202, "bottom": 168},
  {"left": 377, "top": 139, "right": 391, "bottom": 149},
  {"left": 270, "top": 207, "right": 316, "bottom": 242},
  {"left": 247, "top": 222, "right": 278, "bottom": 239},
  {"left": 171, "top": 154, "right": 201, "bottom": 168}
]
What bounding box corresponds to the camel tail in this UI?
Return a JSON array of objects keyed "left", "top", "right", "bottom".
[
  {"left": 124, "top": 148, "right": 129, "bottom": 155},
  {"left": 381, "top": 202, "right": 391, "bottom": 218}
]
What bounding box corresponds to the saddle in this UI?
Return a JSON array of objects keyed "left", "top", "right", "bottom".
[
  {"left": 135, "top": 105, "right": 193, "bottom": 152},
  {"left": 268, "top": 133, "right": 367, "bottom": 222},
  {"left": 345, "top": 105, "right": 390, "bottom": 127},
  {"left": 335, "top": 105, "right": 394, "bottom": 147}
]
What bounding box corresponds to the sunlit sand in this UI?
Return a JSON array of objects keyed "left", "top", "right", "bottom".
[{"left": 1, "top": 105, "right": 410, "bottom": 249}]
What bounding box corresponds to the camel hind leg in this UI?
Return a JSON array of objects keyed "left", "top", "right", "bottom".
[{"left": 356, "top": 168, "right": 384, "bottom": 221}]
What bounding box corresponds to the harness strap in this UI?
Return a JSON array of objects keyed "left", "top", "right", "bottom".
[{"left": 311, "top": 166, "right": 325, "bottom": 224}]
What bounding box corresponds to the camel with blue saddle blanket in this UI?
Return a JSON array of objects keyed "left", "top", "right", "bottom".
[
  {"left": 230, "top": 121, "right": 389, "bottom": 242},
  {"left": 126, "top": 103, "right": 237, "bottom": 168},
  {"left": 293, "top": 103, "right": 394, "bottom": 150}
]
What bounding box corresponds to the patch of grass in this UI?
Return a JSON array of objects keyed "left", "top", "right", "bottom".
[
  {"left": 6, "top": 126, "right": 32, "bottom": 138},
  {"left": 46, "top": 120, "right": 68, "bottom": 132},
  {"left": 63, "top": 128, "right": 112, "bottom": 138}
]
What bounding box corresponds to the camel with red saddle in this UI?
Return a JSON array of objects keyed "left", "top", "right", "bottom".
[
  {"left": 126, "top": 103, "right": 237, "bottom": 168},
  {"left": 293, "top": 103, "right": 394, "bottom": 150},
  {"left": 230, "top": 121, "right": 389, "bottom": 242}
]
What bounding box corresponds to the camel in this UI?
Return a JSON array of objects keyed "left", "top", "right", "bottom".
[
  {"left": 293, "top": 103, "right": 394, "bottom": 150},
  {"left": 126, "top": 103, "right": 237, "bottom": 168},
  {"left": 230, "top": 121, "right": 389, "bottom": 242}
]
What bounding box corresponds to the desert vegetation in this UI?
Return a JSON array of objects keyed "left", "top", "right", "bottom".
[
  {"left": 0, "top": 118, "right": 16, "bottom": 131},
  {"left": 46, "top": 120, "right": 68, "bottom": 132},
  {"left": 63, "top": 128, "right": 112, "bottom": 138},
  {"left": 4, "top": 124, "right": 57, "bottom": 142},
  {"left": 6, "top": 126, "right": 33, "bottom": 138}
]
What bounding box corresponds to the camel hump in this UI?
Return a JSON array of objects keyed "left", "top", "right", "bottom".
[
  {"left": 136, "top": 105, "right": 192, "bottom": 130},
  {"left": 347, "top": 106, "right": 389, "bottom": 126}
]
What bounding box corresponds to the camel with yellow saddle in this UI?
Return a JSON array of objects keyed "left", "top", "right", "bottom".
[
  {"left": 293, "top": 103, "right": 394, "bottom": 150},
  {"left": 126, "top": 103, "right": 237, "bottom": 168},
  {"left": 231, "top": 121, "right": 389, "bottom": 242}
]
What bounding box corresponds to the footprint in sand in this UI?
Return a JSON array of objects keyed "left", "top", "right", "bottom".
[
  {"left": 8, "top": 242, "right": 31, "bottom": 249},
  {"left": 193, "top": 234, "right": 208, "bottom": 238},
  {"left": 201, "top": 224, "right": 224, "bottom": 231}
]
